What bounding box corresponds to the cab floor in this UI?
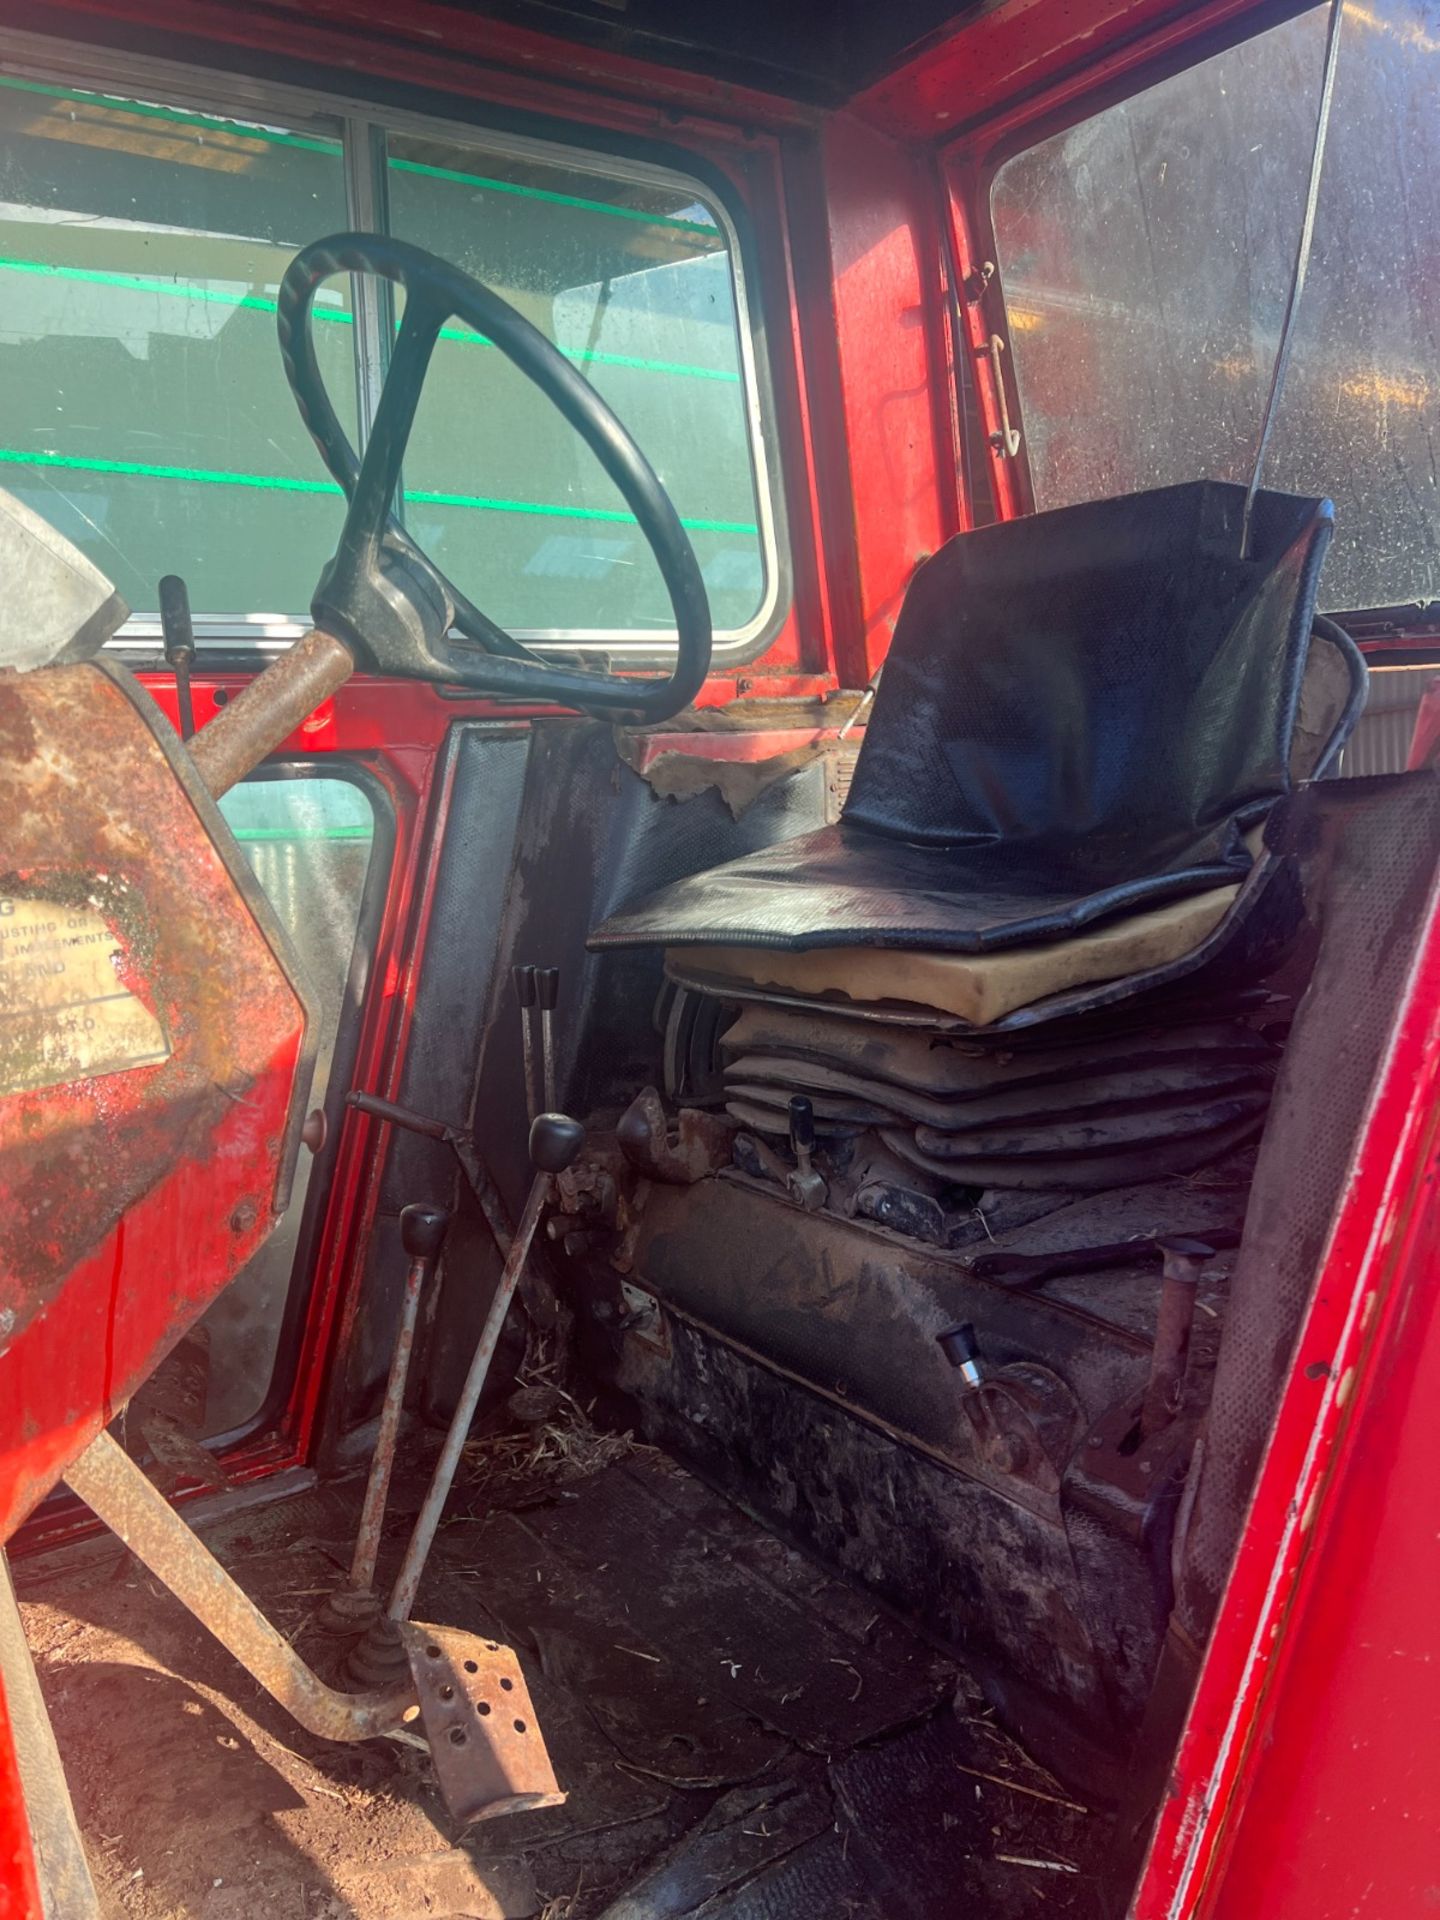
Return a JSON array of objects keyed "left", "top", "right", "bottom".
[{"left": 16, "top": 1436, "right": 1107, "bottom": 1920}]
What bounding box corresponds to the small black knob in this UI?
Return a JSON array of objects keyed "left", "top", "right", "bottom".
[
  {"left": 530, "top": 1111, "right": 584, "bottom": 1174},
  {"left": 937, "top": 1322, "right": 981, "bottom": 1371},
  {"left": 513, "top": 964, "right": 537, "bottom": 1007},
  {"left": 536, "top": 966, "right": 560, "bottom": 1011},
  {"left": 400, "top": 1202, "right": 450, "bottom": 1262},
  {"left": 158, "top": 574, "right": 195, "bottom": 664},
  {"left": 788, "top": 1095, "right": 815, "bottom": 1154}
]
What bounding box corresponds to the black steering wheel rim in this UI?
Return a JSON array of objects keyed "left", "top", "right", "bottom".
[{"left": 277, "top": 233, "right": 713, "bottom": 721}]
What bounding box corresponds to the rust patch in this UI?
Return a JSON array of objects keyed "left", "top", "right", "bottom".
[
  {"left": 0, "top": 664, "right": 300, "bottom": 1342},
  {"left": 0, "top": 678, "right": 37, "bottom": 764},
  {"left": 399, "top": 1622, "right": 564, "bottom": 1823}
]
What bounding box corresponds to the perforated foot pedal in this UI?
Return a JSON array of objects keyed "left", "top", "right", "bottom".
[{"left": 399, "top": 1622, "right": 564, "bottom": 1822}]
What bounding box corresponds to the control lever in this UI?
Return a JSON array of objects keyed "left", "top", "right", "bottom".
[
  {"left": 1141, "top": 1238, "right": 1210, "bottom": 1437},
  {"left": 513, "top": 965, "right": 538, "bottom": 1124},
  {"left": 345, "top": 1088, "right": 516, "bottom": 1265},
  {"left": 787, "top": 1095, "right": 827, "bottom": 1212},
  {"left": 323, "top": 1202, "right": 450, "bottom": 1632},
  {"left": 158, "top": 573, "right": 197, "bottom": 742},
  {"left": 383, "top": 1114, "right": 585, "bottom": 1629},
  {"left": 536, "top": 966, "right": 560, "bottom": 1114}
]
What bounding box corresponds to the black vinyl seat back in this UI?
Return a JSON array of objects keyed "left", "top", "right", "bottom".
[
  {"left": 591, "top": 481, "right": 1355, "bottom": 959},
  {"left": 846, "top": 481, "right": 1330, "bottom": 878}
]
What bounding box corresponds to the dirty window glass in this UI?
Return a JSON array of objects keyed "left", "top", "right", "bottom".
[
  {"left": 0, "top": 76, "right": 354, "bottom": 618},
  {"left": 197, "top": 776, "right": 378, "bottom": 1439},
  {"left": 989, "top": 0, "right": 1440, "bottom": 612},
  {"left": 386, "top": 130, "right": 770, "bottom": 642}
]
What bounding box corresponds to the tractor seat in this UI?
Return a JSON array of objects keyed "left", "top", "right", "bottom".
[{"left": 590, "top": 481, "right": 1363, "bottom": 1023}]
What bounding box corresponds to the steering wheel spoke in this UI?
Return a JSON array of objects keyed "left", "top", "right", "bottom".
[{"left": 277, "top": 233, "right": 713, "bottom": 721}]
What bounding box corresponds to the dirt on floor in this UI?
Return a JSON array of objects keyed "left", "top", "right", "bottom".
[{"left": 14, "top": 1416, "right": 1108, "bottom": 1920}]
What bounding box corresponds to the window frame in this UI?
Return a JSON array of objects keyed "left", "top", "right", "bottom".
[
  {"left": 206, "top": 754, "right": 397, "bottom": 1453},
  {"left": 0, "top": 27, "right": 788, "bottom": 663},
  {"left": 949, "top": 0, "right": 1440, "bottom": 626}
]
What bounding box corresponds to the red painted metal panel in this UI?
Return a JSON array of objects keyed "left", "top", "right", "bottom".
[
  {"left": 38, "top": 0, "right": 819, "bottom": 137},
  {"left": 822, "top": 114, "right": 956, "bottom": 679},
  {"left": 1132, "top": 860, "right": 1440, "bottom": 1919},
  {"left": 853, "top": 0, "right": 1267, "bottom": 142}
]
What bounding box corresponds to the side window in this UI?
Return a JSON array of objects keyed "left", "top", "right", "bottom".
[
  {"left": 988, "top": 0, "right": 1440, "bottom": 613},
  {"left": 199, "top": 774, "right": 385, "bottom": 1439},
  {"left": 387, "top": 132, "right": 773, "bottom": 643}
]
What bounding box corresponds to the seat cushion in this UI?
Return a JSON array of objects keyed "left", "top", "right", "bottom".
[
  {"left": 591, "top": 481, "right": 1340, "bottom": 959},
  {"left": 667, "top": 880, "right": 1240, "bottom": 1027}
]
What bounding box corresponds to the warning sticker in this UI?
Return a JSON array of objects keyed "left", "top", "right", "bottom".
[{"left": 0, "top": 897, "right": 171, "bottom": 1098}]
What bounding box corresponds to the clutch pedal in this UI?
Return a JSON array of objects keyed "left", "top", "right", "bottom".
[{"left": 400, "top": 1622, "right": 565, "bottom": 1823}]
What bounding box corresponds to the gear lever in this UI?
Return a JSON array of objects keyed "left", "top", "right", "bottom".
[
  {"left": 322, "top": 1202, "right": 450, "bottom": 1633},
  {"left": 787, "top": 1095, "right": 827, "bottom": 1212},
  {"left": 513, "top": 964, "right": 538, "bottom": 1123},
  {"left": 536, "top": 966, "right": 560, "bottom": 1113},
  {"left": 383, "top": 1114, "right": 585, "bottom": 1627}
]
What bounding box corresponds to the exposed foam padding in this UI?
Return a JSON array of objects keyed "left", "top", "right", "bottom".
[{"left": 678, "top": 884, "right": 1238, "bottom": 1026}]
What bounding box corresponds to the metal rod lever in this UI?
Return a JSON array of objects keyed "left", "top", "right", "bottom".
[
  {"left": 969, "top": 1227, "right": 1241, "bottom": 1291},
  {"left": 347, "top": 1204, "right": 449, "bottom": 1598},
  {"left": 346, "top": 1089, "right": 516, "bottom": 1260},
  {"left": 386, "top": 1113, "right": 584, "bottom": 1624},
  {"left": 513, "top": 965, "right": 538, "bottom": 1125},
  {"left": 536, "top": 966, "right": 560, "bottom": 1114},
  {"left": 1142, "top": 1239, "right": 1210, "bottom": 1437},
  {"left": 63, "top": 1431, "right": 413, "bottom": 1742}
]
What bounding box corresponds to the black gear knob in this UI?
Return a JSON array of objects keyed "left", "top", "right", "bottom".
[
  {"left": 400, "top": 1202, "right": 451, "bottom": 1262},
  {"left": 529, "top": 1112, "right": 584, "bottom": 1174}
]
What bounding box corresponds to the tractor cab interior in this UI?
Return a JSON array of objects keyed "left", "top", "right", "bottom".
[{"left": 1, "top": 0, "right": 1438, "bottom": 1916}]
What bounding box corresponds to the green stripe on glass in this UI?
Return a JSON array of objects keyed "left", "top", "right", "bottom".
[
  {"left": 0, "top": 256, "right": 740, "bottom": 383},
  {"left": 387, "top": 155, "right": 716, "bottom": 236},
  {"left": 0, "top": 74, "right": 723, "bottom": 239},
  {"left": 0, "top": 448, "right": 759, "bottom": 536},
  {"left": 232, "top": 826, "right": 375, "bottom": 841}
]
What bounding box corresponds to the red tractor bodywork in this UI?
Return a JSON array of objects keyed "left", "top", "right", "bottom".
[
  {"left": 0, "top": 0, "right": 1436, "bottom": 1912},
  {"left": 0, "top": 664, "right": 311, "bottom": 1535}
]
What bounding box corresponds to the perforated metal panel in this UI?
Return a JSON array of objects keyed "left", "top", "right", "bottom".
[{"left": 1179, "top": 773, "right": 1440, "bottom": 1632}]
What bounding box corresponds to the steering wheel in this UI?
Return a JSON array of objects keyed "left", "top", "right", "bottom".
[{"left": 276, "top": 234, "right": 713, "bottom": 722}]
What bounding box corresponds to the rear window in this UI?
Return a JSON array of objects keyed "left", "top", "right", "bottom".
[{"left": 989, "top": 0, "right": 1440, "bottom": 613}]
